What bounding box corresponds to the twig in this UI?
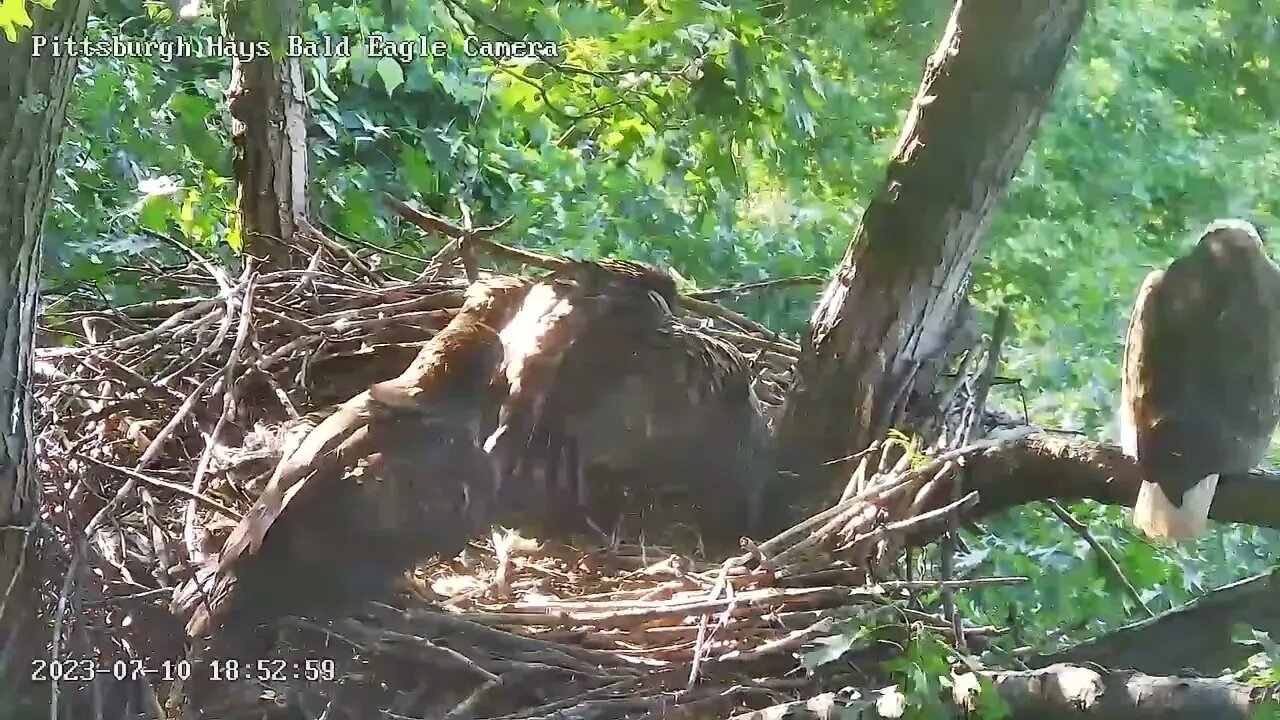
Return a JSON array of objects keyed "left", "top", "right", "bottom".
[
  {"left": 943, "top": 307, "right": 1011, "bottom": 652},
  {"left": 686, "top": 275, "right": 824, "bottom": 300},
  {"left": 687, "top": 555, "right": 744, "bottom": 688},
  {"left": 74, "top": 454, "right": 242, "bottom": 521},
  {"left": 1046, "top": 500, "right": 1154, "bottom": 617},
  {"left": 715, "top": 617, "right": 835, "bottom": 662},
  {"left": 296, "top": 217, "right": 382, "bottom": 284},
  {"left": 186, "top": 268, "right": 258, "bottom": 562},
  {"left": 0, "top": 516, "right": 39, "bottom": 646},
  {"left": 49, "top": 550, "right": 81, "bottom": 720},
  {"left": 854, "top": 491, "right": 981, "bottom": 547},
  {"left": 383, "top": 193, "right": 515, "bottom": 242}
]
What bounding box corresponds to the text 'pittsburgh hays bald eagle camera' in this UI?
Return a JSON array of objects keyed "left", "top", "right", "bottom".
[
  {"left": 172, "top": 259, "right": 778, "bottom": 645},
  {"left": 1121, "top": 219, "right": 1280, "bottom": 541}
]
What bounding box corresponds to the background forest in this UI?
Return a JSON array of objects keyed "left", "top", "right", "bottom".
[{"left": 9, "top": 0, "right": 1280, "bottom": 715}]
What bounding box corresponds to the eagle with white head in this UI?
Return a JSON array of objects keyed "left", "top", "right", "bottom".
[{"left": 1121, "top": 219, "right": 1280, "bottom": 540}]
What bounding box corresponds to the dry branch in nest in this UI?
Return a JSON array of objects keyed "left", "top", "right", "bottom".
[{"left": 30, "top": 207, "right": 1042, "bottom": 719}]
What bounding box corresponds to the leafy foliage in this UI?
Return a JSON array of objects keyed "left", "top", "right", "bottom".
[
  {"left": 41, "top": 0, "right": 1280, "bottom": 683},
  {"left": 0, "top": 0, "right": 57, "bottom": 43}
]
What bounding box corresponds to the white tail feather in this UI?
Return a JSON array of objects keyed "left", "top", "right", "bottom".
[
  {"left": 1118, "top": 406, "right": 1138, "bottom": 457},
  {"left": 1131, "top": 474, "right": 1219, "bottom": 541}
]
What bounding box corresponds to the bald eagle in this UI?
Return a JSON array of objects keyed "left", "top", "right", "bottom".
[
  {"left": 173, "top": 275, "right": 532, "bottom": 643},
  {"left": 1121, "top": 219, "right": 1280, "bottom": 541},
  {"left": 173, "top": 260, "right": 776, "bottom": 644},
  {"left": 484, "top": 259, "right": 775, "bottom": 542}
]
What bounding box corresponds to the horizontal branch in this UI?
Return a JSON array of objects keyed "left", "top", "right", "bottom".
[
  {"left": 903, "top": 431, "right": 1280, "bottom": 676},
  {"left": 730, "top": 664, "right": 1265, "bottom": 719},
  {"left": 961, "top": 431, "right": 1280, "bottom": 531}
]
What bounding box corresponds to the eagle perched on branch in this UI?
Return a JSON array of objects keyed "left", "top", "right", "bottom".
[
  {"left": 173, "top": 259, "right": 776, "bottom": 643},
  {"left": 1121, "top": 219, "right": 1280, "bottom": 541}
]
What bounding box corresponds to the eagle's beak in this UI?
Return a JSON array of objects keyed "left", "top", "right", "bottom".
[{"left": 648, "top": 290, "right": 673, "bottom": 315}]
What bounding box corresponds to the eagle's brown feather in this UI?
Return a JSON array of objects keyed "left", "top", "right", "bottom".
[
  {"left": 175, "top": 275, "right": 532, "bottom": 641},
  {"left": 1121, "top": 220, "right": 1280, "bottom": 541},
  {"left": 173, "top": 262, "right": 776, "bottom": 646},
  {"left": 485, "top": 261, "right": 774, "bottom": 542}
]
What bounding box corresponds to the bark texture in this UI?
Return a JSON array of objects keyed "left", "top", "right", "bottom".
[
  {"left": 0, "top": 0, "right": 92, "bottom": 707},
  {"left": 959, "top": 431, "right": 1280, "bottom": 532},
  {"left": 227, "top": 0, "right": 309, "bottom": 268},
  {"left": 775, "top": 0, "right": 1090, "bottom": 481}
]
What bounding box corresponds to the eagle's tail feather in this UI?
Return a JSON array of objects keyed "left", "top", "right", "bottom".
[{"left": 1132, "top": 473, "right": 1219, "bottom": 541}]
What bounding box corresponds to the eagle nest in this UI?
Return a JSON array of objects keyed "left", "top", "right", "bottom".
[{"left": 32, "top": 207, "right": 1013, "bottom": 720}]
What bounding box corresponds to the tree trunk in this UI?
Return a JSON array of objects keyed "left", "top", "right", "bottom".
[
  {"left": 774, "top": 0, "right": 1089, "bottom": 481},
  {"left": 0, "top": 0, "right": 92, "bottom": 708},
  {"left": 226, "top": 0, "right": 309, "bottom": 267}
]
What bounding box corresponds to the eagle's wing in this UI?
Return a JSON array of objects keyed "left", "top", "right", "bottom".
[
  {"left": 174, "top": 276, "right": 531, "bottom": 642},
  {"left": 216, "top": 394, "right": 373, "bottom": 567},
  {"left": 557, "top": 326, "right": 759, "bottom": 461},
  {"left": 482, "top": 261, "right": 676, "bottom": 474},
  {"left": 1119, "top": 269, "right": 1163, "bottom": 457},
  {"left": 573, "top": 325, "right": 775, "bottom": 540},
  {"left": 178, "top": 400, "right": 494, "bottom": 642},
  {"left": 484, "top": 262, "right": 775, "bottom": 542},
  {"left": 1135, "top": 241, "right": 1279, "bottom": 478},
  {"left": 481, "top": 268, "right": 654, "bottom": 527}
]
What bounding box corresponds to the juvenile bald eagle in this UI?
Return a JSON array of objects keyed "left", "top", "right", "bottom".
[
  {"left": 1121, "top": 219, "right": 1280, "bottom": 540},
  {"left": 173, "top": 259, "right": 776, "bottom": 644},
  {"left": 484, "top": 259, "right": 775, "bottom": 542},
  {"left": 173, "top": 275, "right": 532, "bottom": 643}
]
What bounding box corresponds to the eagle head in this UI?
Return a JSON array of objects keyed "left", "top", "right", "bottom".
[{"left": 1196, "top": 219, "right": 1267, "bottom": 266}]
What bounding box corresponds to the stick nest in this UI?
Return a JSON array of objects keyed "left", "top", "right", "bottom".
[{"left": 32, "top": 216, "right": 1015, "bottom": 719}]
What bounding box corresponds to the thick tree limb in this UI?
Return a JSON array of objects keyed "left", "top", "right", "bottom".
[
  {"left": 228, "top": 0, "right": 309, "bottom": 269},
  {"left": 988, "top": 664, "right": 1262, "bottom": 719},
  {"left": 730, "top": 664, "right": 1265, "bottom": 719},
  {"left": 960, "top": 431, "right": 1280, "bottom": 530},
  {"left": 914, "top": 430, "right": 1280, "bottom": 676},
  {"left": 0, "top": 0, "right": 91, "bottom": 711}
]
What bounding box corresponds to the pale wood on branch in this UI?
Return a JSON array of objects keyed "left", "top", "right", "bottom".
[{"left": 729, "top": 663, "right": 1264, "bottom": 720}]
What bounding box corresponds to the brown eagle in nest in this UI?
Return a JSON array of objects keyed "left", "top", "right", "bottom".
[
  {"left": 1121, "top": 219, "right": 1280, "bottom": 540},
  {"left": 173, "top": 259, "right": 777, "bottom": 643}
]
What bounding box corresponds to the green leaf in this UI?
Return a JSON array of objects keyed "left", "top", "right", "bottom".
[
  {"left": 375, "top": 56, "right": 404, "bottom": 96},
  {"left": 0, "top": 0, "right": 34, "bottom": 43},
  {"left": 799, "top": 628, "right": 862, "bottom": 672},
  {"left": 312, "top": 56, "right": 340, "bottom": 102},
  {"left": 137, "top": 195, "right": 176, "bottom": 233},
  {"left": 178, "top": 189, "right": 200, "bottom": 239},
  {"left": 227, "top": 220, "right": 243, "bottom": 253}
]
